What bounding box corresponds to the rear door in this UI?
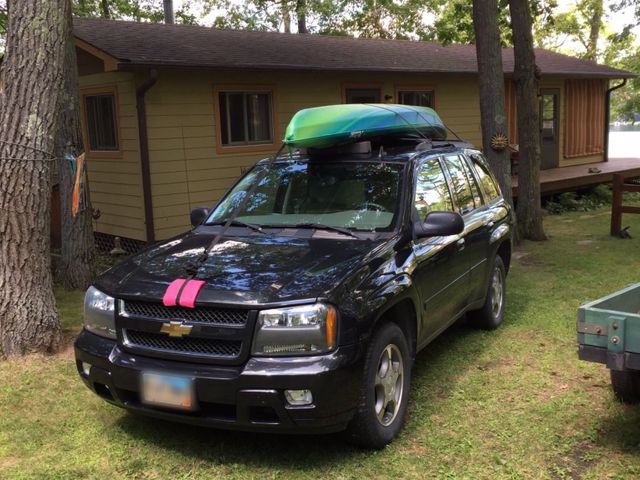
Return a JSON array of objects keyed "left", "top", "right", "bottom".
[
  {"left": 412, "top": 157, "right": 469, "bottom": 343},
  {"left": 440, "top": 154, "right": 493, "bottom": 305}
]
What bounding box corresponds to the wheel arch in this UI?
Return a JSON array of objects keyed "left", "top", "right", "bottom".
[
  {"left": 496, "top": 239, "right": 512, "bottom": 273},
  {"left": 372, "top": 293, "right": 419, "bottom": 358}
]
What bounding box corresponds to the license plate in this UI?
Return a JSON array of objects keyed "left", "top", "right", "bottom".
[{"left": 141, "top": 372, "right": 195, "bottom": 410}]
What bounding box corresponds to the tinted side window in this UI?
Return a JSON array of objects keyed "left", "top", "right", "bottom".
[
  {"left": 442, "top": 155, "right": 476, "bottom": 214},
  {"left": 470, "top": 153, "right": 501, "bottom": 201},
  {"left": 414, "top": 159, "right": 454, "bottom": 221}
]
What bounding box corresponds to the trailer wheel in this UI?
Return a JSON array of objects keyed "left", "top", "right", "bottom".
[{"left": 610, "top": 369, "right": 640, "bottom": 404}]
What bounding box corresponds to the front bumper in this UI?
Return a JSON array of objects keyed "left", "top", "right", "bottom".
[{"left": 74, "top": 329, "right": 362, "bottom": 434}]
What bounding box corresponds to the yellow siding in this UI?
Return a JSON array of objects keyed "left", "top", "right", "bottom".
[
  {"left": 144, "top": 69, "right": 482, "bottom": 239},
  {"left": 79, "top": 71, "right": 145, "bottom": 241},
  {"left": 80, "top": 68, "right": 605, "bottom": 241}
]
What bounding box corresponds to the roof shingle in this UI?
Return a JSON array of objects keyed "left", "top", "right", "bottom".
[{"left": 73, "top": 17, "right": 634, "bottom": 78}]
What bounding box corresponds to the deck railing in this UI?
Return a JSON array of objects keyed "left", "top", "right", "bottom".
[{"left": 610, "top": 173, "right": 640, "bottom": 236}]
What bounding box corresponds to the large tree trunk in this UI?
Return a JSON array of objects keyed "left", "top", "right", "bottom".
[
  {"left": 585, "top": 0, "right": 603, "bottom": 61},
  {"left": 100, "top": 0, "right": 110, "bottom": 19},
  {"left": 296, "top": 0, "right": 307, "bottom": 33},
  {"left": 163, "top": 0, "right": 174, "bottom": 24},
  {"left": 0, "top": 0, "right": 69, "bottom": 357},
  {"left": 509, "top": 0, "right": 546, "bottom": 241},
  {"left": 282, "top": 1, "right": 291, "bottom": 33},
  {"left": 472, "top": 0, "right": 513, "bottom": 208},
  {"left": 55, "top": 6, "right": 97, "bottom": 289}
]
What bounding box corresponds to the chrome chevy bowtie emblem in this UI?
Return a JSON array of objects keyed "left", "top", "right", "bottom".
[{"left": 160, "top": 321, "right": 193, "bottom": 337}]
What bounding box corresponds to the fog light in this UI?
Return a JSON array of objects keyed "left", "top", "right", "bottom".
[
  {"left": 285, "top": 389, "right": 313, "bottom": 406},
  {"left": 81, "top": 362, "right": 92, "bottom": 377}
]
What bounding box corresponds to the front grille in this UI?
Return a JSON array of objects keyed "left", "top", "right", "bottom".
[
  {"left": 124, "top": 329, "right": 242, "bottom": 358},
  {"left": 122, "top": 301, "right": 249, "bottom": 326}
]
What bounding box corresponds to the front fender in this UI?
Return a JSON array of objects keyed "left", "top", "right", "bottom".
[{"left": 357, "top": 273, "right": 421, "bottom": 342}]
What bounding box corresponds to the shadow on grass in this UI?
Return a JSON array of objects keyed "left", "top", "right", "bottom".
[
  {"left": 113, "top": 286, "right": 530, "bottom": 466},
  {"left": 592, "top": 402, "right": 640, "bottom": 453}
]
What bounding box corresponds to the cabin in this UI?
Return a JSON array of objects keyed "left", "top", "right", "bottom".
[{"left": 71, "top": 18, "right": 637, "bottom": 251}]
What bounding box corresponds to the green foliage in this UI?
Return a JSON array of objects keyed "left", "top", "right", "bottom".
[
  {"left": 72, "top": 0, "right": 198, "bottom": 25},
  {"left": 610, "top": 44, "right": 640, "bottom": 120},
  {"left": 427, "top": 0, "right": 510, "bottom": 45},
  {"left": 208, "top": 0, "right": 435, "bottom": 38},
  {"left": 544, "top": 185, "right": 614, "bottom": 215}
]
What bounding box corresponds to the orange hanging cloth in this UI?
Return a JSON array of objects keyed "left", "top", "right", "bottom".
[{"left": 71, "top": 153, "right": 85, "bottom": 217}]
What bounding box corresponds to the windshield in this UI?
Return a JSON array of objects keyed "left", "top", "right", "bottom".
[{"left": 206, "top": 160, "right": 404, "bottom": 231}]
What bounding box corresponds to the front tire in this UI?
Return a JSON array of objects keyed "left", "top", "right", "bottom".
[
  {"left": 346, "top": 322, "right": 411, "bottom": 449},
  {"left": 468, "top": 255, "right": 506, "bottom": 330}
]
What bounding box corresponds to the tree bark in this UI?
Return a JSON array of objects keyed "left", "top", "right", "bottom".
[
  {"left": 163, "top": 0, "right": 174, "bottom": 24},
  {"left": 282, "top": 1, "right": 291, "bottom": 33},
  {"left": 100, "top": 0, "right": 110, "bottom": 19},
  {"left": 296, "top": 0, "right": 307, "bottom": 33},
  {"left": 585, "top": 0, "right": 603, "bottom": 61},
  {"left": 509, "top": 0, "right": 546, "bottom": 241},
  {"left": 472, "top": 0, "right": 513, "bottom": 208},
  {"left": 55, "top": 4, "right": 97, "bottom": 289},
  {"left": 0, "top": 0, "right": 69, "bottom": 357}
]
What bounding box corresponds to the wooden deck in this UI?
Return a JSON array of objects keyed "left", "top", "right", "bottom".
[{"left": 512, "top": 157, "right": 640, "bottom": 197}]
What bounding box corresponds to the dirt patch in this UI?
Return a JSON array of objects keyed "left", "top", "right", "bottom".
[
  {"left": 549, "top": 440, "right": 599, "bottom": 480},
  {"left": 513, "top": 252, "right": 545, "bottom": 266},
  {"left": 576, "top": 240, "right": 595, "bottom": 246}
]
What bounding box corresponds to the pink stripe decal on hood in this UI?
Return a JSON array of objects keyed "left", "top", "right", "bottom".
[
  {"left": 162, "top": 278, "right": 187, "bottom": 307},
  {"left": 178, "top": 279, "right": 206, "bottom": 308}
]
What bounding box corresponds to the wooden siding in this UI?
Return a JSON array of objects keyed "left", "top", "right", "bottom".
[
  {"left": 143, "top": 70, "right": 483, "bottom": 239},
  {"left": 78, "top": 71, "right": 145, "bottom": 241}
]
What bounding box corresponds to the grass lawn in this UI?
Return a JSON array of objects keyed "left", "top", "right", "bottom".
[{"left": 2, "top": 207, "right": 640, "bottom": 479}]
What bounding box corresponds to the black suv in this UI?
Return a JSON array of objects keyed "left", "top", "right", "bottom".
[{"left": 75, "top": 139, "right": 512, "bottom": 448}]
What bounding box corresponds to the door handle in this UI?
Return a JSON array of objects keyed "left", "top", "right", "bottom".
[
  {"left": 456, "top": 238, "right": 465, "bottom": 251},
  {"left": 485, "top": 220, "right": 495, "bottom": 228}
]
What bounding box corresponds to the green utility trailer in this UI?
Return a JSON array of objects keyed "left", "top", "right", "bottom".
[{"left": 578, "top": 283, "right": 640, "bottom": 403}]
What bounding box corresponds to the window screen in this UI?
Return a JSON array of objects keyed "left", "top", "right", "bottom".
[
  {"left": 414, "top": 159, "right": 453, "bottom": 221},
  {"left": 398, "top": 91, "right": 434, "bottom": 108},
  {"left": 345, "top": 88, "right": 381, "bottom": 103},
  {"left": 84, "top": 93, "right": 119, "bottom": 151},
  {"left": 218, "top": 91, "right": 273, "bottom": 146}
]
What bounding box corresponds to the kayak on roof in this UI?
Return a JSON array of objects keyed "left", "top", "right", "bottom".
[{"left": 283, "top": 104, "right": 447, "bottom": 149}]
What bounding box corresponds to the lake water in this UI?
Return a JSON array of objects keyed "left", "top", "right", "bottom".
[{"left": 609, "top": 124, "right": 640, "bottom": 158}]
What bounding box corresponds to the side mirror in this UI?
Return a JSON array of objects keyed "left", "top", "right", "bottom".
[
  {"left": 190, "top": 207, "right": 211, "bottom": 227},
  {"left": 415, "top": 211, "right": 464, "bottom": 238}
]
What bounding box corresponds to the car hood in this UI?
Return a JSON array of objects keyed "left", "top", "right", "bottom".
[{"left": 96, "top": 231, "right": 383, "bottom": 306}]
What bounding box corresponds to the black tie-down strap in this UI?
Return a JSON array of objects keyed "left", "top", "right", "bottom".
[{"left": 185, "top": 143, "right": 287, "bottom": 276}]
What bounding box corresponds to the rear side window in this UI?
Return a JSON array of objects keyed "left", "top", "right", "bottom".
[
  {"left": 414, "top": 159, "right": 454, "bottom": 220},
  {"left": 442, "top": 155, "right": 477, "bottom": 215},
  {"left": 470, "top": 153, "right": 501, "bottom": 202}
]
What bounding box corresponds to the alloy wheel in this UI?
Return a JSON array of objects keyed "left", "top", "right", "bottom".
[{"left": 373, "top": 344, "right": 404, "bottom": 427}]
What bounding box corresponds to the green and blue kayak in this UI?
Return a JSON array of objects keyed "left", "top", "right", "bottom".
[{"left": 284, "top": 104, "right": 447, "bottom": 149}]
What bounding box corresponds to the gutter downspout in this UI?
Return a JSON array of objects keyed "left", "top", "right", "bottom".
[
  {"left": 604, "top": 79, "right": 627, "bottom": 162},
  {"left": 136, "top": 69, "right": 159, "bottom": 243}
]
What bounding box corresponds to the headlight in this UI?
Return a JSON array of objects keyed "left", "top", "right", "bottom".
[
  {"left": 252, "top": 303, "right": 337, "bottom": 356},
  {"left": 83, "top": 286, "right": 116, "bottom": 339}
]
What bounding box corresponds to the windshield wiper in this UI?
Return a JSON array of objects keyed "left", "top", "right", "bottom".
[
  {"left": 289, "top": 223, "right": 359, "bottom": 238},
  {"left": 208, "top": 220, "right": 266, "bottom": 234}
]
